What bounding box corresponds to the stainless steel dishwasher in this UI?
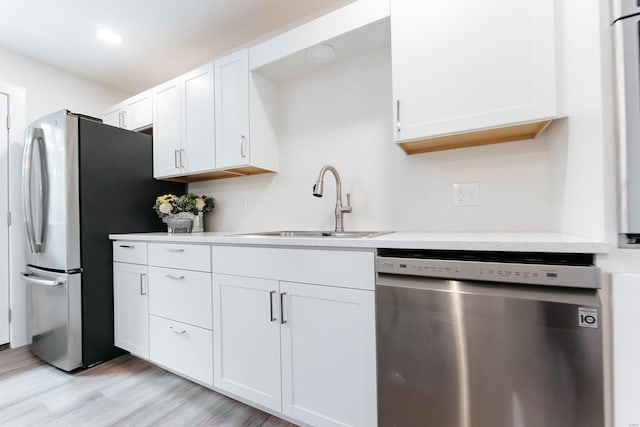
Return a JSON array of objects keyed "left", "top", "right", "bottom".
[{"left": 376, "top": 248, "right": 603, "bottom": 427}]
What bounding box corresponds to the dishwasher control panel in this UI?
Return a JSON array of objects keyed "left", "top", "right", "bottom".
[{"left": 377, "top": 257, "right": 601, "bottom": 289}]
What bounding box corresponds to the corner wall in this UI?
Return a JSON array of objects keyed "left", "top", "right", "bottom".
[{"left": 0, "top": 46, "right": 128, "bottom": 123}]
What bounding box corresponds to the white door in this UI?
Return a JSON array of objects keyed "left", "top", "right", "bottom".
[
  {"left": 153, "top": 78, "right": 182, "bottom": 178},
  {"left": 182, "top": 63, "right": 215, "bottom": 174},
  {"left": 391, "top": 0, "right": 556, "bottom": 143},
  {"left": 215, "top": 49, "right": 250, "bottom": 169},
  {"left": 113, "top": 262, "right": 148, "bottom": 358},
  {"left": 280, "top": 281, "right": 377, "bottom": 427},
  {"left": 0, "top": 93, "right": 9, "bottom": 345},
  {"left": 212, "top": 273, "right": 282, "bottom": 412}
]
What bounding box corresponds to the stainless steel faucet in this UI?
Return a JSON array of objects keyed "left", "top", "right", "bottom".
[{"left": 312, "top": 165, "right": 352, "bottom": 232}]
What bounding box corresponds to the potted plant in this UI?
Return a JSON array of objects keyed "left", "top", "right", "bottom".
[{"left": 153, "top": 193, "right": 215, "bottom": 233}]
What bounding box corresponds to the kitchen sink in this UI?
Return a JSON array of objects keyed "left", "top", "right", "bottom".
[{"left": 230, "top": 230, "right": 393, "bottom": 239}]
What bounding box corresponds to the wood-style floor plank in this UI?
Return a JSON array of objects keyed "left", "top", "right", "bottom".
[{"left": 0, "top": 346, "right": 298, "bottom": 427}]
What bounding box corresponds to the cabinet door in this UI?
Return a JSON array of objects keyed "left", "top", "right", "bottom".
[
  {"left": 113, "top": 262, "right": 149, "bottom": 359},
  {"left": 391, "top": 0, "right": 555, "bottom": 143},
  {"left": 103, "top": 107, "right": 122, "bottom": 128},
  {"left": 215, "top": 49, "right": 250, "bottom": 169},
  {"left": 213, "top": 273, "right": 281, "bottom": 412},
  {"left": 124, "top": 90, "right": 152, "bottom": 131},
  {"left": 153, "top": 77, "right": 182, "bottom": 178},
  {"left": 182, "top": 63, "right": 216, "bottom": 174},
  {"left": 280, "top": 282, "right": 377, "bottom": 427}
]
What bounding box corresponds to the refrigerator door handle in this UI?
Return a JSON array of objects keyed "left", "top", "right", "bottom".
[
  {"left": 22, "top": 127, "right": 49, "bottom": 253},
  {"left": 20, "top": 272, "right": 64, "bottom": 287}
]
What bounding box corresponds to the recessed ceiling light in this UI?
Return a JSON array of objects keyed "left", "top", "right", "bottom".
[
  {"left": 97, "top": 29, "right": 123, "bottom": 45},
  {"left": 307, "top": 44, "right": 335, "bottom": 63}
]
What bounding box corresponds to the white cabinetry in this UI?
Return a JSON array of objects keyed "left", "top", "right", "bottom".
[
  {"left": 147, "top": 242, "right": 213, "bottom": 386},
  {"left": 103, "top": 90, "right": 152, "bottom": 131},
  {"left": 212, "top": 246, "right": 377, "bottom": 427},
  {"left": 213, "top": 274, "right": 281, "bottom": 411},
  {"left": 153, "top": 63, "right": 215, "bottom": 179},
  {"left": 215, "top": 49, "right": 250, "bottom": 169},
  {"left": 112, "top": 241, "right": 149, "bottom": 359},
  {"left": 391, "top": 0, "right": 556, "bottom": 154}
]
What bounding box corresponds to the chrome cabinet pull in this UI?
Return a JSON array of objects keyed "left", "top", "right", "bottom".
[
  {"left": 118, "top": 111, "right": 123, "bottom": 127},
  {"left": 168, "top": 248, "right": 185, "bottom": 253},
  {"left": 180, "top": 149, "right": 185, "bottom": 168},
  {"left": 269, "top": 290, "right": 276, "bottom": 322},
  {"left": 396, "top": 99, "right": 401, "bottom": 132},
  {"left": 119, "top": 244, "right": 134, "bottom": 249},
  {"left": 280, "top": 292, "right": 287, "bottom": 324},
  {"left": 174, "top": 149, "right": 179, "bottom": 169},
  {"left": 122, "top": 110, "right": 127, "bottom": 128},
  {"left": 240, "top": 135, "right": 246, "bottom": 158},
  {"left": 165, "top": 274, "right": 185, "bottom": 280},
  {"left": 140, "top": 273, "right": 147, "bottom": 295},
  {"left": 168, "top": 326, "right": 187, "bottom": 335}
]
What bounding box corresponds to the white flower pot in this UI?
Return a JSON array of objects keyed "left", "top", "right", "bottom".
[{"left": 162, "top": 212, "right": 193, "bottom": 233}]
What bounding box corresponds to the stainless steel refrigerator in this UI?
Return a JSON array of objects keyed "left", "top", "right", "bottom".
[{"left": 20, "top": 110, "right": 184, "bottom": 371}]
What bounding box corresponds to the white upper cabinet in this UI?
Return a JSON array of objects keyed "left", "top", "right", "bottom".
[
  {"left": 152, "top": 63, "right": 215, "bottom": 179},
  {"left": 391, "top": 0, "right": 556, "bottom": 154},
  {"left": 215, "top": 49, "right": 250, "bottom": 169},
  {"left": 183, "top": 63, "right": 216, "bottom": 174},
  {"left": 153, "top": 77, "right": 182, "bottom": 178},
  {"left": 103, "top": 90, "right": 152, "bottom": 131}
]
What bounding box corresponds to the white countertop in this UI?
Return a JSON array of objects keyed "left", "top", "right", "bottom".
[{"left": 109, "top": 231, "right": 610, "bottom": 253}]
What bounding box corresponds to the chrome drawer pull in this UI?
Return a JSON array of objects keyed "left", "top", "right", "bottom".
[
  {"left": 119, "top": 244, "right": 134, "bottom": 249},
  {"left": 168, "top": 248, "right": 185, "bottom": 253},
  {"left": 168, "top": 326, "right": 187, "bottom": 335},
  {"left": 165, "top": 274, "right": 185, "bottom": 280}
]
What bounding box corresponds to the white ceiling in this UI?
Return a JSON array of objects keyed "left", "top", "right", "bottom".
[{"left": 0, "top": 0, "right": 352, "bottom": 94}]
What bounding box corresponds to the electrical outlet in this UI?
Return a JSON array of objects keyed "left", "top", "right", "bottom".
[{"left": 452, "top": 183, "right": 480, "bottom": 207}]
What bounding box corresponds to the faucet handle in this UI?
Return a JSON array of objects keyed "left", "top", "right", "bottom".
[{"left": 342, "top": 193, "right": 352, "bottom": 213}]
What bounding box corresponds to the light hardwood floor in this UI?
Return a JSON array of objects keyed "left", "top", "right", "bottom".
[{"left": 0, "top": 346, "right": 297, "bottom": 427}]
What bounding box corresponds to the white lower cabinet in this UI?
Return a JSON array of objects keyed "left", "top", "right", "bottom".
[
  {"left": 212, "top": 246, "right": 377, "bottom": 427},
  {"left": 147, "top": 242, "right": 214, "bottom": 386},
  {"left": 149, "top": 315, "right": 213, "bottom": 386},
  {"left": 113, "top": 241, "right": 377, "bottom": 426},
  {"left": 280, "top": 281, "right": 376, "bottom": 427},
  {"left": 213, "top": 274, "right": 282, "bottom": 411},
  {"left": 113, "top": 262, "right": 149, "bottom": 359}
]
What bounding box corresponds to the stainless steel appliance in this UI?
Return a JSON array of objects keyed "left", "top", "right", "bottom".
[
  {"left": 20, "top": 110, "right": 184, "bottom": 371},
  {"left": 613, "top": 1, "right": 640, "bottom": 247},
  {"left": 376, "top": 249, "right": 603, "bottom": 427}
]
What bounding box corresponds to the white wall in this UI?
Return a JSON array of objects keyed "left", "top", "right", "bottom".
[
  {"left": 192, "top": 48, "right": 556, "bottom": 233},
  {"left": 0, "top": 46, "right": 128, "bottom": 123}
]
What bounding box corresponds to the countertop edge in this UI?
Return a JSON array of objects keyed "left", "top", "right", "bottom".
[{"left": 108, "top": 232, "right": 611, "bottom": 254}]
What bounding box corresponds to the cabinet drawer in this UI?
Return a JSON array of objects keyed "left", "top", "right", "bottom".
[
  {"left": 148, "top": 243, "right": 211, "bottom": 272},
  {"left": 149, "top": 315, "right": 213, "bottom": 386},
  {"left": 148, "top": 267, "right": 212, "bottom": 329},
  {"left": 113, "top": 241, "right": 148, "bottom": 265}
]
